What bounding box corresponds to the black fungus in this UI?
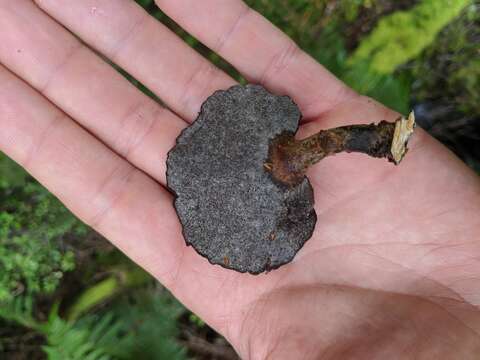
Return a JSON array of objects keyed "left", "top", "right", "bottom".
[{"left": 167, "top": 85, "right": 317, "bottom": 274}]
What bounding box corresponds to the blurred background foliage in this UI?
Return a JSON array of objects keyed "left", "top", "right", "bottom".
[{"left": 1, "top": 0, "right": 478, "bottom": 359}]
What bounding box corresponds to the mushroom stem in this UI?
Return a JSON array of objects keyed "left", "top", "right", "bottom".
[{"left": 267, "top": 112, "right": 416, "bottom": 186}]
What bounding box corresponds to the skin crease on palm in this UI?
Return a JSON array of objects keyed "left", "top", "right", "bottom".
[{"left": 1, "top": 0, "right": 480, "bottom": 358}]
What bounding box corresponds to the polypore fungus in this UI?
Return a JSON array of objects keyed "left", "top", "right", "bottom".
[{"left": 166, "top": 85, "right": 415, "bottom": 274}]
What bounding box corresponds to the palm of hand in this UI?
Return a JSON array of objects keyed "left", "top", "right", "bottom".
[
  {"left": 1, "top": 1, "right": 479, "bottom": 359},
  {"left": 186, "top": 108, "right": 480, "bottom": 359}
]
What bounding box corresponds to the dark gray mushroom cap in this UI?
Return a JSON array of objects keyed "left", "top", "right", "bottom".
[{"left": 166, "top": 85, "right": 316, "bottom": 274}]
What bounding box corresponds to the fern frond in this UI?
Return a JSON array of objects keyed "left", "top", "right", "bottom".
[{"left": 0, "top": 295, "right": 39, "bottom": 330}]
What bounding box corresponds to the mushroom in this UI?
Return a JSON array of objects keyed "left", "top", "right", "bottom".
[{"left": 166, "top": 85, "right": 415, "bottom": 274}]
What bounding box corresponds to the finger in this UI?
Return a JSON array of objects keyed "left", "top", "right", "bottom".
[
  {"left": 0, "top": 0, "right": 185, "bottom": 184},
  {"left": 0, "top": 65, "right": 274, "bottom": 336},
  {"left": 155, "top": 0, "right": 356, "bottom": 120},
  {"left": 0, "top": 63, "right": 181, "bottom": 283},
  {"left": 33, "top": 0, "right": 236, "bottom": 122}
]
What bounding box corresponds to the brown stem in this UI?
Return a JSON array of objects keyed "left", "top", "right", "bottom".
[{"left": 266, "top": 112, "right": 416, "bottom": 186}]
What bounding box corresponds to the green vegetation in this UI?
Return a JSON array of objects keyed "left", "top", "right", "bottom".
[
  {"left": 0, "top": 289, "right": 186, "bottom": 360},
  {"left": 0, "top": 174, "right": 84, "bottom": 302},
  {"left": 0, "top": 155, "right": 27, "bottom": 189},
  {"left": 66, "top": 267, "right": 151, "bottom": 321},
  {"left": 1, "top": 0, "right": 478, "bottom": 358},
  {"left": 410, "top": 3, "right": 480, "bottom": 115},
  {"left": 350, "top": 0, "right": 471, "bottom": 74}
]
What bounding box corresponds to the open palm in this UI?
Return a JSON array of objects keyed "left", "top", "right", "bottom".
[{"left": 1, "top": 1, "right": 480, "bottom": 359}]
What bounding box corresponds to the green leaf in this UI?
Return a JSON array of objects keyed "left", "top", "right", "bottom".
[{"left": 67, "top": 268, "right": 151, "bottom": 321}]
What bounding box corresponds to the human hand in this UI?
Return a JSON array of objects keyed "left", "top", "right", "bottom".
[{"left": 1, "top": 1, "right": 480, "bottom": 358}]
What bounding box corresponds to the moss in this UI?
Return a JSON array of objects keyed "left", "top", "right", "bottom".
[
  {"left": 409, "top": 5, "right": 480, "bottom": 114},
  {"left": 450, "top": 59, "right": 480, "bottom": 114},
  {"left": 350, "top": 0, "right": 471, "bottom": 74}
]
